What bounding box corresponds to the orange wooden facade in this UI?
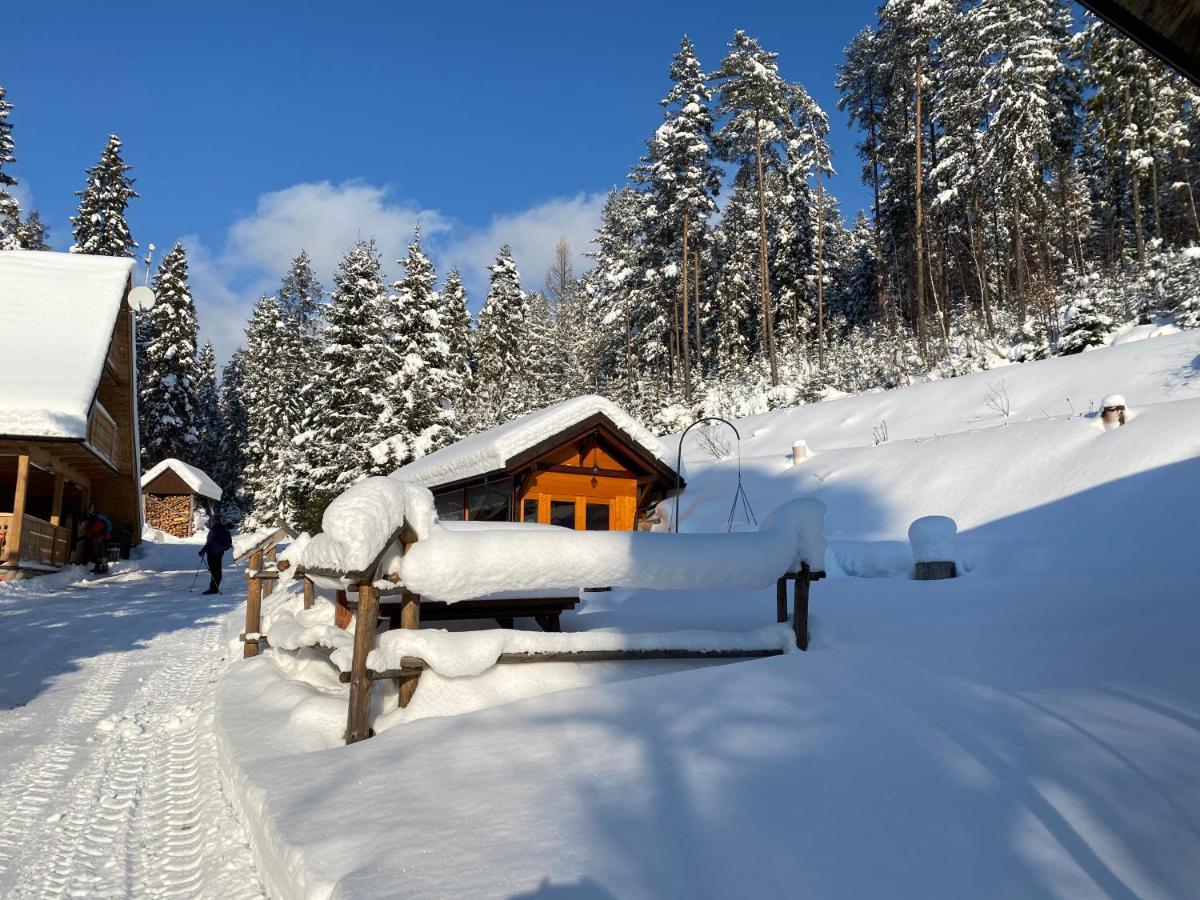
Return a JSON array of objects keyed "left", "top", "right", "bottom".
[{"left": 431, "top": 417, "right": 679, "bottom": 532}]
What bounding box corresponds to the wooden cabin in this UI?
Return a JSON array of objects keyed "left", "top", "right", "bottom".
[
  {"left": 381, "top": 396, "right": 683, "bottom": 531},
  {"left": 0, "top": 251, "right": 142, "bottom": 576},
  {"left": 141, "top": 458, "right": 223, "bottom": 538}
]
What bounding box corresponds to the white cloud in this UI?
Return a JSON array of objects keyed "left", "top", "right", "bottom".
[
  {"left": 182, "top": 182, "right": 606, "bottom": 367},
  {"left": 226, "top": 180, "right": 450, "bottom": 280},
  {"left": 439, "top": 193, "right": 606, "bottom": 304}
]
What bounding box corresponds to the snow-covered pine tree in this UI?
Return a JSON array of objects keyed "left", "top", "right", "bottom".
[
  {"left": 277, "top": 250, "right": 324, "bottom": 337},
  {"left": 238, "top": 296, "right": 308, "bottom": 528},
  {"left": 471, "top": 246, "right": 539, "bottom": 429},
  {"left": 711, "top": 30, "right": 793, "bottom": 385},
  {"left": 711, "top": 177, "right": 761, "bottom": 383},
  {"left": 139, "top": 244, "right": 201, "bottom": 466},
  {"left": 192, "top": 342, "right": 222, "bottom": 477},
  {"left": 1058, "top": 292, "right": 1115, "bottom": 354},
  {"left": 17, "top": 211, "right": 48, "bottom": 250},
  {"left": 387, "top": 228, "right": 459, "bottom": 464},
  {"left": 293, "top": 240, "right": 399, "bottom": 499},
  {"left": 0, "top": 85, "right": 21, "bottom": 251},
  {"left": 437, "top": 266, "right": 474, "bottom": 411},
  {"left": 71, "top": 134, "right": 137, "bottom": 257},
  {"left": 215, "top": 350, "right": 251, "bottom": 521}
]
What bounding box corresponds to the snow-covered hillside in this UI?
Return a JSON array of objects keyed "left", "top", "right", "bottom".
[{"left": 213, "top": 331, "right": 1200, "bottom": 898}]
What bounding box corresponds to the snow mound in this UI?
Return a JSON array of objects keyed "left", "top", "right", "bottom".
[
  {"left": 1102, "top": 392, "right": 1127, "bottom": 409},
  {"left": 300, "top": 478, "right": 436, "bottom": 576},
  {"left": 908, "top": 516, "right": 958, "bottom": 563},
  {"left": 0, "top": 251, "right": 136, "bottom": 439},
  {"left": 387, "top": 395, "right": 677, "bottom": 488},
  {"left": 348, "top": 625, "right": 795, "bottom": 678},
  {"left": 140, "top": 458, "right": 223, "bottom": 500},
  {"left": 398, "top": 496, "right": 825, "bottom": 602}
]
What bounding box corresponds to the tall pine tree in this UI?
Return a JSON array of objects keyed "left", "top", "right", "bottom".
[
  {"left": 139, "top": 244, "right": 201, "bottom": 466},
  {"left": 71, "top": 134, "right": 138, "bottom": 257}
]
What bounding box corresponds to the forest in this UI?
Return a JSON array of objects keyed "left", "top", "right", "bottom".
[{"left": 2, "top": 0, "right": 1198, "bottom": 530}]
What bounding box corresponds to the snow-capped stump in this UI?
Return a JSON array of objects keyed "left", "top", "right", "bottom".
[
  {"left": 909, "top": 515, "right": 957, "bottom": 580},
  {"left": 1101, "top": 393, "right": 1127, "bottom": 430},
  {"left": 791, "top": 439, "right": 811, "bottom": 465}
]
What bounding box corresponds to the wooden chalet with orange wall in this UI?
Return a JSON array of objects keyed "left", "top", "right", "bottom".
[
  {"left": 381, "top": 396, "right": 682, "bottom": 531},
  {"left": 0, "top": 251, "right": 143, "bottom": 575}
]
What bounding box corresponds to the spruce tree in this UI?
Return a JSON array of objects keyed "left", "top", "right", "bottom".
[
  {"left": 438, "top": 266, "right": 474, "bottom": 413},
  {"left": 215, "top": 351, "right": 251, "bottom": 521},
  {"left": 71, "top": 134, "right": 138, "bottom": 257},
  {"left": 294, "top": 240, "right": 399, "bottom": 496},
  {"left": 193, "top": 342, "right": 222, "bottom": 476},
  {"left": 0, "top": 85, "right": 20, "bottom": 251},
  {"left": 139, "top": 244, "right": 201, "bottom": 466},
  {"left": 278, "top": 249, "right": 324, "bottom": 337},
  {"left": 1058, "top": 295, "right": 1114, "bottom": 354},
  {"left": 472, "top": 246, "right": 537, "bottom": 428}
]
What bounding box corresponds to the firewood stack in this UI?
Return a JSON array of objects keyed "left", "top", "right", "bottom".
[{"left": 144, "top": 494, "right": 193, "bottom": 538}]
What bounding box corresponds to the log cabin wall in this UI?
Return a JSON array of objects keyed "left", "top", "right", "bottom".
[
  {"left": 89, "top": 288, "right": 142, "bottom": 543},
  {"left": 517, "top": 438, "right": 641, "bottom": 531}
]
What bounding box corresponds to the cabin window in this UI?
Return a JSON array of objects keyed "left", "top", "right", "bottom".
[
  {"left": 585, "top": 502, "right": 610, "bottom": 531},
  {"left": 550, "top": 500, "right": 575, "bottom": 529},
  {"left": 467, "top": 478, "right": 512, "bottom": 522},
  {"left": 522, "top": 498, "right": 538, "bottom": 523},
  {"left": 434, "top": 490, "right": 465, "bottom": 521}
]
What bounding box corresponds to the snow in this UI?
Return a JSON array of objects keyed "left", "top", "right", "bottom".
[
  {"left": 349, "top": 625, "right": 793, "bottom": 678},
  {"left": 140, "top": 457, "right": 223, "bottom": 500},
  {"left": 1101, "top": 392, "right": 1126, "bottom": 409},
  {"left": 908, "top": 514, "right": 957, "bottom": 563},
  {"left": 386, "top": 394, "right": 678, "bottom": 488},
  {"left": 0, "top": 250, "right": 136, "bottom": 438},
  {"left": 213, "top": 329, "right": 1200, "bottom": 898},
  {"left": 300, "top": 477, "right": 435, "bottom": 575},
  {"left": 396, "top": 496, "right": 825, "bottom": 602}
]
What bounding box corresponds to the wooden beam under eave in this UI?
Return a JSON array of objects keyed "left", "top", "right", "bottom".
[
  {"left": 1077, "top": 0, "right": 1200, "bottom": 84},
  {"left": 6, "top": 455, "right": 30, "bottom": 567}
]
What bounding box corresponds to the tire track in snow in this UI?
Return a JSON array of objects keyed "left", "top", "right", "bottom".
[{"left": 0, "top": 599, "right": 262, "bottom": 898}]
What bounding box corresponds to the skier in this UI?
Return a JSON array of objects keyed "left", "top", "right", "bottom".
[
  {"left": 84, "top": 506, "right": 113, "bottom": 574},
  {"left": 197, "top": 512, "right": 233, "bottom": 595}
]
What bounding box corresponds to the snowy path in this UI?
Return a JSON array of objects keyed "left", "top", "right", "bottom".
[{"left": 0, "top": 544, "right": 262, "bottom": 898}]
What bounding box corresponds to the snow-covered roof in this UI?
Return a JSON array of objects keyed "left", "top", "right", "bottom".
[
  {"left": 388, "top": 395, "right": 676, "bottom": 489},
  {"left": 0, "top": 250, "right": 136, "bottom": 439},
  {"left": 140, "top": 458, "right": 223, "bottom": 500}
]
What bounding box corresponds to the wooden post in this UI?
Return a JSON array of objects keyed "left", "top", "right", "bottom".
[
  {"left": 776, "top": 577, "right": 788, "bottom": 624},
  {"left": 303, "top": 577, "right": 315, "bottom": 610},
  {"left": 265, "top": 543, "right": 277, "bottom": 565},
  {"left": 794, "top": 564, "right": 812, "bottom": 651},
  {"left": 345, "top": 580, "right": 381, "bottom": 743},
  {"left": 243, "top": 549, "right": 264, "bottom": 659},
  {"left": 335, "top": 589, "right": 353, "bottom": 629},
  {"left": 6, "top": 454, "right": 30, "bottom": 567},
  {"left": 396, "top": 591, "right": 421, "bottom": 709}
]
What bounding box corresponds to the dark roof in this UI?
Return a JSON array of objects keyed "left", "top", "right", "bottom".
[{"left": 1078, "top": 0, "right": 1200, "bottom": 83}]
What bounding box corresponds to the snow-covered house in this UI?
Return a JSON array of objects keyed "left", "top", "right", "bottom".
[
  {"left": 141, "top": 458, "right": 222, "bottom": 538},
  {"left": 386, "top": 396, "right": 683, "bottom": 531},
  {"left": 0, "top": 250, "right": 142, "bottom": 574}
]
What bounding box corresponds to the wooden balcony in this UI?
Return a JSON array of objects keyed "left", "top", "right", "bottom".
[
  {"left": 86, "top": 401, "right": 120, "bottom": 469},
  {"left": 0, "top": 513, "right": 71, "bottom": 569}
]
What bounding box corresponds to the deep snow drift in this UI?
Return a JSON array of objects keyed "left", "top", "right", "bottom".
[{"left": 217, "top": 331, "right": 1200, "bottom": 899}]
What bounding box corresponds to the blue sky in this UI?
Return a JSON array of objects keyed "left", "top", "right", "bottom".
[{"left": 8, "top": 0, "right": 881, "bottom": 362}]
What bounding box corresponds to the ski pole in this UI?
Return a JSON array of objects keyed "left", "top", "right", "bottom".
[{"left": 188, "top": 561, "right": 204, "bottom": 592}]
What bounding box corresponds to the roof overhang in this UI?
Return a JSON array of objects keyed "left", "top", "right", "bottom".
[{"left": 1078, "top": 0, "right": 1200, "bottom": 83}]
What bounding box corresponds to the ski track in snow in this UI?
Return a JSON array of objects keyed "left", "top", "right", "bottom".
[{"left": 0, "top": 560, "right": 263, "bottom": 899}]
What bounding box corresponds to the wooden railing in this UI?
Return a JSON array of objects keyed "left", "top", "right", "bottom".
[
  {"left": 18, "top": 515, "right": 71, "bottom": 568},
  {"left": 87, "top": 401, "right": 120, "bottom": 468}
]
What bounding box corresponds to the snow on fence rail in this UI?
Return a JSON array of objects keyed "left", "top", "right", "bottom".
[{"left": 258, "top": 478, "right": 828, "bottom": 744}]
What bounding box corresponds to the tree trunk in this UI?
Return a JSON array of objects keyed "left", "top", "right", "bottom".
[
  {"left": 1150, "top": 157, "right": 1163, "bottom": 241},
  {"left": 693, "top": 241, "right": 703, "bottom": 377},
  {"left": 1125, "top": 85, "right": 1147, "bottom": 265},
  {"left": 680, "top": 208, "right": 692, "bottom": 403},
  {"left": 815, "top": 175, "right": 826, "bottom": 369},
  {"left": 1178, "top": 148, "right": 1200, "bottom": 243},
  {"left": 755, "top": 116, "right": 779, "bottom": 385},
  {"left": 913, "top": 54, "right": 927, "bottom": 357}
]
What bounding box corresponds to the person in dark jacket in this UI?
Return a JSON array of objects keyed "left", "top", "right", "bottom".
[{"left": 198, "top": 512, "right": 234, "bottom": 595}]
